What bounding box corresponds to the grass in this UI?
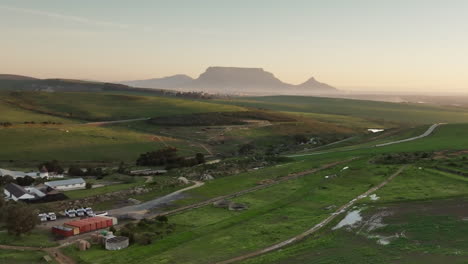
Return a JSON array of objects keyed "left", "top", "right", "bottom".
[
  {"left": 0, "top": 229, "right": 57, "bottom": 248},
  {"left": 3, "top": 91, "right": 246, "bottom": 121},
  {"left": 0, "top": 124, "right": 205, "bottom": 162},
  {"left": 65, "top": 178, "right": 146, "bottom": 200},
  {"left": 0, "top": 100, "right": 73, "bottom": 124},
  {"left": 371, "top": 166, "right": 468, "bottom": 203},
  {"left": 218, "top": 95, "right": 468, "bottom": 124},
  {"left": 64, "top": 160, "right": 398, "bottom": 264},
  {"left": 0, "top": 249, "right": 53, "bottom": 264}
]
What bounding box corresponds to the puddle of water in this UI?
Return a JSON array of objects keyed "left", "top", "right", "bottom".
[{"left": 333, "top": 210, "right": 362, "bottom": 230}]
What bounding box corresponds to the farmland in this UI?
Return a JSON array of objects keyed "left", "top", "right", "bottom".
[
  {"left": 219, "top": 96, "right": 468, "bottom": 124},
  {"left": 1, "top": 90, "right": 468, "bottom": 264}
]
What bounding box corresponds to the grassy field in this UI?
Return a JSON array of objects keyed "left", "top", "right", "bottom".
[
  {"left": 0, "top": 249, "right": 53, "bottom": 264},
  {"left": 0, "top": 123, "right": 205, "bottom": 162},
  {"left": 240, "top": 168, "right": 468, "bottom": 264},
  {"left": 0, "top": 229, "right": 57, "bottom": 248},
  {"left": 0, "top": 100, "right": 73, "bottom": 124},
  {"left": 219, "top": 96, "right": 468, "bottom": 124},
  {"left": 64, "top": 159, "right": 400, "bottom": 263},
  {"left": 3, "top": 92, "right": 246, "bottom": 121}
]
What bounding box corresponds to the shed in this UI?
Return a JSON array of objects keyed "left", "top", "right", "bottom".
[{"left": 45, "top": 178, "right": 86, "bottom": 191}]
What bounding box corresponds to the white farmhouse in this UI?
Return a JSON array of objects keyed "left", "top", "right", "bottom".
[
  {"left": 45, "top": 178, "right": 86, "bottom": 191},
  {"left": 4, "top": 183, "right": 36, "bottom": 201}
]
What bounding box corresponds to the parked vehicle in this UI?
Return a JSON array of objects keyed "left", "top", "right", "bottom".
[
  {"left": 95, "top": 211, "right": 108, "bottom": 216},
  {"left": 38, "top": 213, "right": 48, "bottom": 222},
  {"left": 85, "top": 207, "right": 94, "bottom": 216},
  {"left": 47, "top": 212, "right": 57, "bottom": 221},
  {"left": 76, "top": 208, "right": 86, "bottom": 217},
  {"left": 65, "top": 209, "right": 76, "bottom": 218}
]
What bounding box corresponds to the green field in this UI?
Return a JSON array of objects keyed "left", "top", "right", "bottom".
[
  {"left": 0, "top": 249, "right": 52, "bottom": 264},
  {"left": 219, "top": 96, "right": 468, "bottom": 124},
  {"left": 3, "top": 92, "right": 246, "bottom": 121}
]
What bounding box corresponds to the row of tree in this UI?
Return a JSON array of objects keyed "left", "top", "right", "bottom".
[
  {"left": 136, "top": 147, "right": 205, "bottom": 169},
  {"left": 0, "top": 175, "right": 46, "bottom": 186},
  {"left": 0, "top": 122, "right": 12, "bottom": 127}
]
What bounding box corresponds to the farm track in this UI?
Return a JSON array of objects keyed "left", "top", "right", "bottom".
[
  {"left": 288, "top": 123, "right": 444, "bottom": 158},
  {"left": 215, "top": 165, "right": 407, "bottom": 264},
  {"left": 156, "top": 158, "right": 356, "bottom": 218}
]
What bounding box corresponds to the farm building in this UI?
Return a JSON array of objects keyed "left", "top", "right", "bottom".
[
  {"left": 0, "top": 168, "right": 63, "bottom": 179},
  {"left": 3, "top": 183, "right": 35, "bottom": 201},
  {"left": 3, "top": 183, "right": 67, "bottom": 202},
  {"left": 105, "top": 236, "right": 129, "bottom": 250},
  {"left": 45, "top": 178, "right": 86, "bottom": 191}
]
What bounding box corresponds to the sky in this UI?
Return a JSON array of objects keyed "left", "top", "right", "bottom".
[{"left": 1, "top": 0, "right": 468, "bottom": 93}]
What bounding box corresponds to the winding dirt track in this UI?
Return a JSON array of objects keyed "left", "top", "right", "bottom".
[
  {"left": 215, "top": 165, "right": 407, "bottom": 264},
  {"left": 288, "top": 123, "right": 444, "bottom": 158}
]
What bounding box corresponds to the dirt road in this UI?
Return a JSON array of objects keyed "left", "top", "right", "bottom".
[
  {"left": 216, "top": 165, "right": 407, "bottom": 264},
  {"left": 85, "top": 117, "right": 150, "bottom": 126}
]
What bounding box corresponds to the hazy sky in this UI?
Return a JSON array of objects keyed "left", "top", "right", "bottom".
[{"left": 1, "top": 0, "right": 468, "bottom": 92}]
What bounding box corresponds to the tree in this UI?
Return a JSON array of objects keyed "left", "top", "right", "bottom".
[
  {"left": 293, "top": 134, "right": 309, "bottom": 144},
  {"left": 117, "top": 161, "right": 127, "bottom": 174},
  {"left": 5, "top": 203, "right": 38, "bottom": 236},
  {"left": 136, "top": 147, "right": 180, "bottom": 166},
  {"left": 109, "top": 226, "right": 116, "bottom": 233},
  {"left": 68, "top": 166, "right": 84, "bottom": 176},
  {"left": 195, "top": 153, "right": 205, "bottom": 164},
  {"left": 156, "top": 215, "right": 168, "bottom": 224},
  {"left": 239, "top": 143, "right": 255, "bottom": 155},
  {"left": 16, "top": 176, "right": 35, "bottom": 186},
  {"left": 0, "top": 175, "right": 14, "bottom": 186},
  {"left": 38, "top": 160, "right": 64, "bottom": 174},
  {"left": 85, "top": 182, "right": 92, "bottom": 189}
]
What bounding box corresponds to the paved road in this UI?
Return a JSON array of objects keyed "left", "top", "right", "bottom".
[
  {"left": 216, "top": 166, "right": 407, "bottom": 264},
  {"left": 375, "top": 123, "right": 443, "bottom": 147},
  {"left": 288, "top": 123, "right": 444, "bottom": 158}
]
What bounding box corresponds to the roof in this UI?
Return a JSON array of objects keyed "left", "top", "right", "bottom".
[
  {"left": 106, "top": 236, "right": 128, "bottom": 243},
  {"left": 65, "top": 216, "right": 109, "bottom": 228},
  {"left": 4, "top": 183, "right": 27, "bottom": 198},
  {"left": 45, "top": 178, "right": 85, "bottom": 187}
]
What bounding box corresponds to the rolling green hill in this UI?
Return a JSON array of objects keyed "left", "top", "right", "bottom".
[
  {"left": 218, "top": 96, "right": 468, "bottom": 124},
  {"left": 2, "top": 91, "right": 246, "bottom": 121}
]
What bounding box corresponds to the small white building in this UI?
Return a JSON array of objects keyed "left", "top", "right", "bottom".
[
  {"left": 45, "top": 178, "right": 86, "bottom": 191},
  {"left": 4, "top": 183, "right": 36, "bottom": 201}
]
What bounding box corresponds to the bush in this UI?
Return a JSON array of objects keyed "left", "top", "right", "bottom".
[{"left": 85, "top": 182, "right": 92, "bottom": 189}]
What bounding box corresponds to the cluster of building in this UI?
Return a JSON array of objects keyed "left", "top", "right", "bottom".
[
  {"left": 0, "top": 167, "right": 63, "bottom": 179},
  {"left": 3, "top": 178, "right": 86, "bottom": 202}
]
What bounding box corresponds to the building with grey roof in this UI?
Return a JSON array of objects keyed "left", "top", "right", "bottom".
[{"left": 45, "top": 178, "right": 86, "bottom": 191}]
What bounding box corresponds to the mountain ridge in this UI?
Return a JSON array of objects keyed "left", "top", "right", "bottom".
[{"left": 121, "top": 66, "right": 339, "bottom": 95}]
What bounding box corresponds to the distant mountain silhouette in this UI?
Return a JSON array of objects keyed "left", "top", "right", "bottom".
[
  {"left": 121, "top": 74, "right": 193, "bottom": 89},
  {"left": 0, "top": 74, "right": 38, "bottom": 80},
  {"left": 121, "top": 67, "right": 339, "bottom": 95},
  {"left": 296, "top": 77, "right": 337, "bottom": 91}
]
